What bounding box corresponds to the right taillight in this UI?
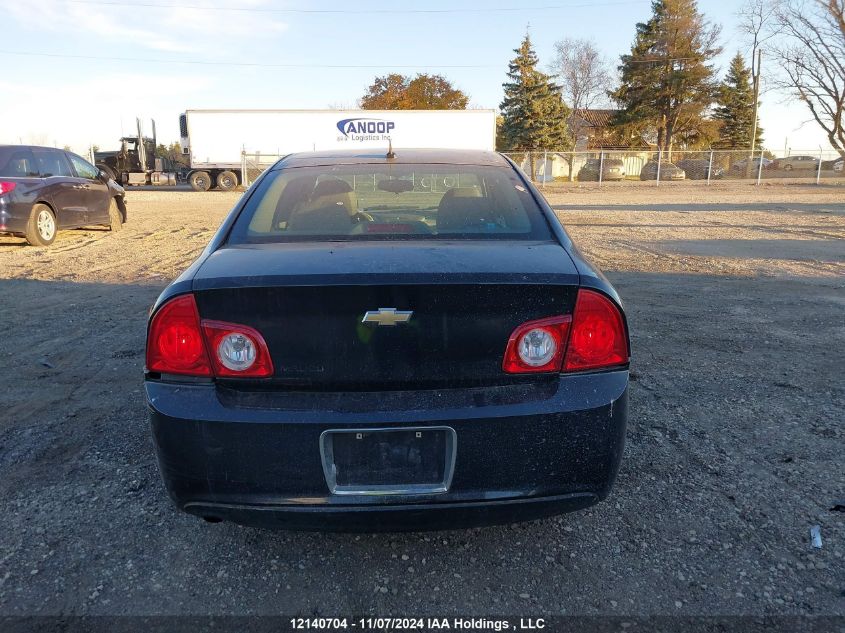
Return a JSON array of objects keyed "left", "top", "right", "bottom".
[
  {"left": 502, "top": 315, "right": 572, "bottom": 374},
  {"left": 563, "top": 289, "right": 629, "bottom": 372},
  {"left": 503, "top": 289, "right": 629, "bottom": 375},
  {"left": 0, "top": 182, "right": 16, "bottom": 195}
]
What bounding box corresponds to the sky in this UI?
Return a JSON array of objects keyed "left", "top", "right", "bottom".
[{"left": 0, "top": 0, "right": 833, "bottom": 156}]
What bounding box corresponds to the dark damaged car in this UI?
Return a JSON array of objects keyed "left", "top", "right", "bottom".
[
  {"left": 0, "top": 145, "right": 125, "bottom": 246},
  {"left": 144, "top": 149, "right": 630, "bottom": 531}
]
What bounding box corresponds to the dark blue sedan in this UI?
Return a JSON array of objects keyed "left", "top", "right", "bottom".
[
  {"left": 145, "top": 149, "right": 629, "bottom": 531},
  {"left": 0, "top": 145, "right": 126, "bottom": 246}
]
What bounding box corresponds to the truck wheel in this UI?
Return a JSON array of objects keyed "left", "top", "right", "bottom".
[
  {"left": 216, "top": 171, "right": 238, "bottom": 191},
  {"left": 190, "top": 171, "right": 211, "bottom": 192},
  {"left": 25, "top": 204, "right": 57, "bottom": 247},
  {"left": 108, "top": 198, "right": 123, "bottom": 232}
]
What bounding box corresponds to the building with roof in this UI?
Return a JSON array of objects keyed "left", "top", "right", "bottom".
[{"left": 571, "top": 109, "right": 652, "bottom": 151}]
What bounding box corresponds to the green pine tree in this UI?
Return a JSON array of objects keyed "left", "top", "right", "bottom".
[
  {"left": 611, "top": 0, "right": 721, "bottom": 153},
  {"left": 499, "top": 34, "right": 572, "bottom": 170},
  {"left": 713, "top": 53, "right": 763, "bottom": 149}
]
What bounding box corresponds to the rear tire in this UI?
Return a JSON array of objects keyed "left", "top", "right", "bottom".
[
  {"left": 108, "top": 198, "right": 123, "bottom": 232},
  {"left": 216, "top": 170, "right": 238, "bottom": 191},
  {"left": 25, "top": 204, "right": 57, "bottom": 247},
  {"left": 189, "top": 171, "right": 211, "bottom": 192}
]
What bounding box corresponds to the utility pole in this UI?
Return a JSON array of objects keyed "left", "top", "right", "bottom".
[{"left": 749, "top": 49, "right": 762, "bottom": 160}]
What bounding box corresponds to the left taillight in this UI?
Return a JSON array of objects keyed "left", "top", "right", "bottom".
[
  {"left": 0, "top": 182, "right": 16, "bottom": 195},
  {"left": 146, "top": 294, "right": 212, "bottom": 376},
  {"left": 503, "top": 289, "right": 629, "bottom": 374},
  {"left": 146, "top": 294, "right": 273, "bottom": 378},
  {"left": 201, "top": 320, "right": 273, "bottom": 378}
]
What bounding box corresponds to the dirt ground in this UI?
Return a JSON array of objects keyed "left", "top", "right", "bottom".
[{"left": 0, "top": 182, "right": 843, "bottom": 620}]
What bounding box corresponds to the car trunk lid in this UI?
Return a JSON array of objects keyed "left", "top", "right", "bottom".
[{"left": 192, "top": 241, "right": 579, "bottom": 389}]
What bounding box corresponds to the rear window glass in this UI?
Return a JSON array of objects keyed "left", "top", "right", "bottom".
[
  {"left": 227, "top": 164, "right": 553, "bottom": 243},
  {"left": 0, "top": 148, "right": 39, "bottom": 177}
]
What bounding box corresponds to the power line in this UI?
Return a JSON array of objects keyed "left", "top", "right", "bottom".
[
  {"left": 0, "top": 49, "right": 705, "bottom": 69},
  {"left": 65, "top": 0, "right": 647, "bottom": 12},
  {"left": 0, "top": 49, "right": 499, "bottom": 69}
]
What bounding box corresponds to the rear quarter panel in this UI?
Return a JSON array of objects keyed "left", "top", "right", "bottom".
[{"left": 0, "top": 178, "right": 47, "bottom": 234}]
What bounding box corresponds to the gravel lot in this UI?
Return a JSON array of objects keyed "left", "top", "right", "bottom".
[{"left": 0, "top": 182, "right": 843, "bottom": 619}]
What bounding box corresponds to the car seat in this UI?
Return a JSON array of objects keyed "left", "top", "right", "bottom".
[
  {"left": 437, "top": 193, "right": 495, "bottom": 233},
  {"left": 287, "top": 178, "right": 358, "bottom": 233},
  {"left": 301, "top": 179, "right": 358, "bottom": 215}
]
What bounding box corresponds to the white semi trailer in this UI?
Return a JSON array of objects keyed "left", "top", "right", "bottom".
[{"left": 178, "top": 109, "right": 497, "bottom": 191}]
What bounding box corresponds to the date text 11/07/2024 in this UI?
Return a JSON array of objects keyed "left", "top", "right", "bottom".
[{"left": 289, "top": 617, "right": 547, "bottom": 631}]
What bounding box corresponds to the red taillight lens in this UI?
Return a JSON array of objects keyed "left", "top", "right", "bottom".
[
  {"left": 502, "top": 289, "right": 628, "bottom": 375},
  {"left": 202, "top": 320, "right": 274, "bottom": 378},
  {"left": 146, "top": 294, "right": 274, "bottom": 378},
  {"left": 146, "top": 295, "right": 212, "bottom": 376},
  {"left": 502, "top": 316, "right": 572, "bottom": 374},
  {"left": 563, "top": 289, "right": 629, "bottom": 372},
  {"left": 0, "top": 182, "right": 16, "bottom": 195}
]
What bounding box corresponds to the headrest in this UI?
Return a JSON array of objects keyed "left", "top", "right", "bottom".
[
  {"left": 313, "top": 178, "right": 353, "bottom": 197},
  {"left": 300, "top": 178, "right": 358, "bottom": 215},
  {"left": 437, "top": 196, "right": 493, "bottom": 232},
  {"left": 442, "top": 186, "right": 482, "bottom": 199}
]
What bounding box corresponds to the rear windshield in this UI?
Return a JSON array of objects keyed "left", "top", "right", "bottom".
[
  {"left": 0, "top": 147, "right": 39, "bottom": 177},
  {"left": 227, "top": 164, "right": 553, "bottom": 243}
]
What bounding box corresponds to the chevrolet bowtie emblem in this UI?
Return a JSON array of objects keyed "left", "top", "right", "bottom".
[{"left": 362, "top": 308, "right": 413, "bottom": 326}]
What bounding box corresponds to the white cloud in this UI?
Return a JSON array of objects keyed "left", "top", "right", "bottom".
[
  {"left": 0, "top": 0, "right": 287, "bottom": 55},
  {"left": 166, "top": 3, "right": 287, "bottom": 39},
  {"left": 0, "top": 73, "right": 212, "bottom": 151},
  {"left": 0, "top": 0, "right": 288, "bottom": 152}
]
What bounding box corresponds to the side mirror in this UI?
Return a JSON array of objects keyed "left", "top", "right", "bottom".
[{"left": 98, "top": 169, "right": 110, "bottom": 181}]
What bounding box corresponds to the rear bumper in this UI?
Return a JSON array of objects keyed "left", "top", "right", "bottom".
[
  {"left": 0, "top": 198, "right": 29, "bottom": 234},
  {"left": 146, "top": 371, "right": 628, "bottom": 531},
  {"left": 184, "top": 493, "right": 599, "bottom": 531}
]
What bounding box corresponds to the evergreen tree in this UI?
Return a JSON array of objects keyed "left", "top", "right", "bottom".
[
  {"left": 611, "top": 0, "right": 721, "bottom": 153},
  {"left": 714, "top": 53, "right": 763, "bottom": 148},
  {"left": 500, "top": 34, "right": 572, "bottom": 156}
]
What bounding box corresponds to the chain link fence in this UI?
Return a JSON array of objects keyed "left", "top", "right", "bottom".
[
  {"left": 241, "top": 152, "right": 286, "bottom": 187},
  {"left": 240, "top": 149, "right": 843, "bottom": 189},
  {"left": 500, "top": 148, "right": 844, "bottom": 187}
]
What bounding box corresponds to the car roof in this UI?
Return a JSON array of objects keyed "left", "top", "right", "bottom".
[
  {"left": 271, "top": 148, "right": 511, "bottom": 170},
  {"left": 0, "top": 145, "right": 68, "bottom": 151}
]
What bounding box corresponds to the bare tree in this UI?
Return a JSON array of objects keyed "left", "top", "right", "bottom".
[
  {"left": 772, "top": 0, "right": 845, "bottom": 157},
  {"left": 738, "top": 0, "right": 778, "bottom": 80},
  {"left": 737, "top": 0, "right": 776, "bottom": 171},
  {"left": 549, "top": 38, "right": 613, "bottom": 112}
]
